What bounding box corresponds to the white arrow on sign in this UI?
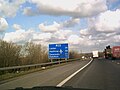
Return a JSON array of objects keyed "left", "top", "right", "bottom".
[{"left": 60, "top": 49, "right": 63, "bottom": 54}]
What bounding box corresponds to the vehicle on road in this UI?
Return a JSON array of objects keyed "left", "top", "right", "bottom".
[
  {"left": 92, "top": 51, "right": 99, "bottom": 59},
  {"left": 104, "top": 45, "right": 120, "bottom": 59}
]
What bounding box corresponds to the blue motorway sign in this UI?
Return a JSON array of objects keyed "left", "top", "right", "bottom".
[{"left": 49, "top": 43, "right": 69, "bottom": 59}]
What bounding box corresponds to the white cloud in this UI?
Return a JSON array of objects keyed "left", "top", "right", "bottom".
[
  {"left": 2, "top": 0, "right": 120, "bottom": 53},
  {"left": 0, "top": 18, "right": 8, "bottom": 32},
  {"left": 112, "top": 35, "right": 120, "bottom": 43},
  {"left": 0, "top": 0, "right": 26, "bottom": 17},
  {"left": 25, "top": 0, "right": 107, "bottom": 17},
  {"left": 39, "top": 22, "right": 60, "bottom": 32},
  {"left": 66, "top": 35, "right": 97, "bottom": 51},
  {"left": 61, "top": 18, "right": 80, "bottom": 28},
  {"left": 78, "top": 9, "right": 120, "bottom": 52},
  {"left": 3, "top": 28, "right": 52, "bottom": 45},
  {"left": 12, "top": 24, "right": 22, "bottom": 30},
  {"left": 79, "top": 9, "right": 120, "bottom": 47},
  {"left": 52, "top": 30, "right": 73, "bottom": 41},
  {"left": 80, "top": 29, "right": 90, "bottom": 35},
  {"left": 23, "top": 7, "right": 35, "bottom": 16},
  {"left": 3, "top": 29, "right": 34, "bottom": 43},
  {"left": 67, "top": 35, "right": 80, "bottom": 45},
  {"left": 80, "top": 9, "right": 120, "bottom": 41},
  {"left": 3, "top": 24, "right": 73, "bottom": 45},
  {"left": 33, "top": 33, "right": 52, "bottom": 41},
  {"left": 39, "top": 17, "right": 80, "bottom": 33},
  {"left": 95, "top": 9, "right": 120, "bottom": 32}
]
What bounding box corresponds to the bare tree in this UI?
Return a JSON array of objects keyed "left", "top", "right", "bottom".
[
  {"left": 69, "top": 50, "right": 80, "bottom": 59},
  {"left": 21, "top": 42, "right": 48, "bottom": 65},
  {"left": 0, "top": 40, "right": 21, "bottom": 67},
  {"left": 0, "top": 40, "right": 48, "bottom": 67}
]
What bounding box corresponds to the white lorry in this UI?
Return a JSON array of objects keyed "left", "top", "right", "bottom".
[{"left": 92, "top": 51, "right": 99, "bottom": 59}]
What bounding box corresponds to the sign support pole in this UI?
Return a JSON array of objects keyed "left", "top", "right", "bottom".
[
  {"left": 50, "top": 59, "right": 53, "bottom": 62},
  {"left": 65, "top": 58, "right": 67, "bottom": 62},
  {"left": 59, "top": 59, "right": 61, "bottom": 64}
]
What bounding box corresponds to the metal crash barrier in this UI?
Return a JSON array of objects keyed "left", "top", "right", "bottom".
[{"left": 0, "top": 59, "right": 80, "bottom": 74}]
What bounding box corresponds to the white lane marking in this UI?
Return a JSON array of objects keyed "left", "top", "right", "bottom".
[{"left": 56, "top": 59, "right": 93, "bottom": 87}]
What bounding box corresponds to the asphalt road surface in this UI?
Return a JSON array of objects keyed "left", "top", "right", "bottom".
[
  {"left": 0, "top": 60, "right": 90, "bottom": 90},
  {"left": 64, "top": 59, "right": 120, "bottom": 90}
]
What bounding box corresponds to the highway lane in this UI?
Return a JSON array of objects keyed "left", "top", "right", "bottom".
[
  {"left": 0, "top": 60, "right": 90, "bottom": 89},
  {"left": 64, "top": 59, "right": 120, "bottom": 90}
]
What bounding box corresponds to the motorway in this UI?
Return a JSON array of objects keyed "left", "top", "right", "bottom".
[
  {"left": 0, "top": 60, "right": 90, "bottom": 89},
  {"left": 0, "top": 59, "right": 120, "bottom": 90},
  {"left": 64, "top": 59, "right": 120, "bottom": 90}
]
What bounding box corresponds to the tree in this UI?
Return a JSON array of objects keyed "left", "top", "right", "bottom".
[
  {"left": 69, "top": 50, "right": 80, "bottom": 59},
  {"left": 21, "top": 42, "right": 48, "bottom": 65},
  {"left": 0, "top": 40, "right": 21, "bottom": 67},
  {"left": 0, "top": 40, "right": 48, "bottom": 67}
]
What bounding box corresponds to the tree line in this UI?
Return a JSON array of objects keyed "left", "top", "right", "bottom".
[
  {"left": 0, "top": 40, "right": 48, "bottom": 68},
  {"left": 0, "top": 40, "right": 81, "bottom": 68}
]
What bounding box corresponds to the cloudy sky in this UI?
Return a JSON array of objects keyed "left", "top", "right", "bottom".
[{"left": 0, "top": 0, "right": 120, "bottom": 53}]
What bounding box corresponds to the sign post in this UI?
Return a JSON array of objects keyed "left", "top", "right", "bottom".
[{"left": 49, "top": 43, "right": 69, "bottom": 60}]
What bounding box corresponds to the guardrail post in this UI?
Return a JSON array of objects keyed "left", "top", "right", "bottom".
[
  {"left": 59, "top": 59, "right": 61, "bottom": 64},
  {"left": 65, "top": 58, "right": 67, "bottom": 62}
]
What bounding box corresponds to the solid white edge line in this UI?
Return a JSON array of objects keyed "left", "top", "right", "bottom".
[{"left": 56, "top": 59, "right": 93, "bottom": 87}]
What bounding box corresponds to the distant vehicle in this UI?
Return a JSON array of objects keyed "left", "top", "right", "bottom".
[
  {"left": 104, "top": 45, "right": 120, "bottom": 59},
  {"left": 104, "top": 45, "right": 112, "bottom": 59},
  {"left": 92, "top": 51, "right": 99, "bottom": 59},
  {"left": 112, "top": 46, "right": 120, "bottom": 59}
]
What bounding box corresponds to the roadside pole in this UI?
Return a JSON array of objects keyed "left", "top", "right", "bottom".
[
  {"left": 50, "top": 59, "right": 53, "bottom": 62},
  {"left": 65, "top": 58, "right": 68, "bottom": 62}
]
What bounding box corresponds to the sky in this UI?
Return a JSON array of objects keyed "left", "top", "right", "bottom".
[{"left": 0, "top": 0, "right": 120, "bottom": 53}]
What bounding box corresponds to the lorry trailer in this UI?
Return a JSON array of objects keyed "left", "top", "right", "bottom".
[{"left": 104, "top": 46, "right": 120, "bottom": 59}]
